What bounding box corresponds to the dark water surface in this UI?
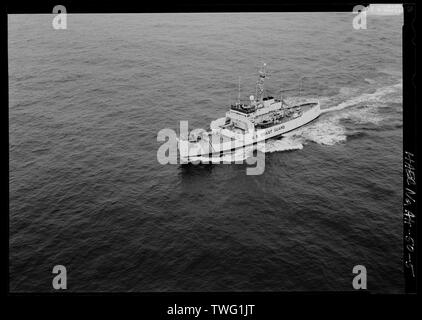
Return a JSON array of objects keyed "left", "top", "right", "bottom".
[{"left": 9, "top": 13, "right": 403, "bottom": 292}]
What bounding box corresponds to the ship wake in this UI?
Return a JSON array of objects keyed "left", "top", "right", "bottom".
[{"left": 268, "top": 81, "right": 402, "bottom": 151}]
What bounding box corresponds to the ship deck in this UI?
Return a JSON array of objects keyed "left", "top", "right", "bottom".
[{"left": 255, "top": 101, "right": 318, "bottom": 129}]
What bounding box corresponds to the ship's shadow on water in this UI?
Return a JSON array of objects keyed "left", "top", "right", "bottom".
[
  {"left": 177, "top": 157, "right": 257, "bottom": 181},
  {"left": 179, "top": 163, "right": 215, "bottom": 175}
]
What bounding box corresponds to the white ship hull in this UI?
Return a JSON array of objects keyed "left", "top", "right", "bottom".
[{"left": 179, "top": 102, "right": 320, "bottom": 163}]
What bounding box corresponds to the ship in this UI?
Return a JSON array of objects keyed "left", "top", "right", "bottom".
[{"left": 178, "top": 63, "right": 321, "bottom": 163}]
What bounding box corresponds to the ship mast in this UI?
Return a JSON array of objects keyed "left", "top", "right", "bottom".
[
  {"left": 237, "top": 76, "right": 241, "bottom": 105},
  {"left": 255, "top": 63, "right": 267, "bottom": 103}
]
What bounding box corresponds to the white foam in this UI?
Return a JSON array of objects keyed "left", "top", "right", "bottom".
[
  {"left": 321, "top": 82, "right": 402, "bottom": 114},
  {"left": 284, "top": 119, "right": 347, "bottom": 146},
  {"left": 261, "top": 137, "right": 303, "bottom": 153},
  {"left": 338, "top": 87, "right": 360, "bottom": 97},
  {"left": 340, "top": 105, "right": 383, "bottom": 125}
]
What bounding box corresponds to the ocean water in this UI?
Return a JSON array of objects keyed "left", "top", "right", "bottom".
[{"left": 9, "top": 13, "right": 403, "bottom": 292}]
